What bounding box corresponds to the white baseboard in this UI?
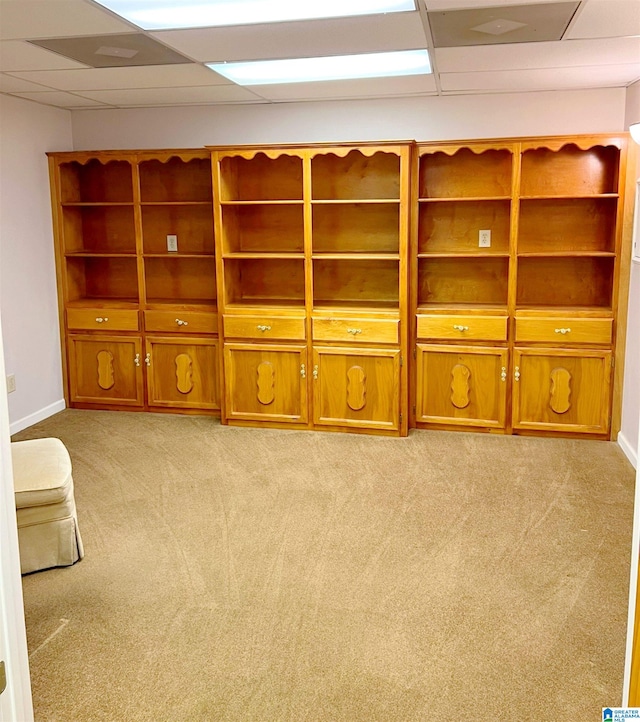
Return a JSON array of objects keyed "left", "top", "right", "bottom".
[
  {"left": 9, "top": 399, "right": 66, "bottom": 436},
  {"left": 618, "top": 430, "right": 638, "bottom": 470}
]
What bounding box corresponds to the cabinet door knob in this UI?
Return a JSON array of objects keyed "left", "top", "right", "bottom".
[
  {"left": 96, "top": 317, "right": 109, "bottom": 323},
  {"left": 453, "top": 324, "right": 469, "bottom": 332},
  {"left": 514, "top": 366, "right": 521, "bottom": 381},
  {"left": 347, "top": 328, "right": 362, "bottom": 335},
  {"left": 145, "top": 352, "right": 151, "bottom": 366},
  {"left": 134, "top": 353, "right": 141, "bottom": 367},
  {"left": 554, "top": 328, "right": 571, "bottom": 335},
  {"left": 300, "top": 364, "right": 306, "bottom": 378},
  {"left": 257, "top": 324, "right": 272, "bottom": 332},
  {"left": 313, "top": 365, "right": 318, "bottom": 380},
  {"left": 500, "top": 366, "right": 507, "bottom": 382},
  {"left": 175, "top": 318, "right": 188, "bottom": 326}
]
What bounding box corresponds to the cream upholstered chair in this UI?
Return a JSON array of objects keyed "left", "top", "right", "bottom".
[{"left": 11, "top": 438, "right": 84, "bottom": 574}]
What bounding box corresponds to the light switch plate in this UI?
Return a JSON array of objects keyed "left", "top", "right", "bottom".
[{"left": 167, "top": 234, "right": 178, "bottom": 252}]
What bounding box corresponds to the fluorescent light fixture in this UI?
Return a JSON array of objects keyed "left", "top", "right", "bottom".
[
  {"left": 93, "top": 0, "right": 415, "bottom": 30},
  {"left": 207, "top": 49, "right": 431, "bottom": 85},
  {"left": 630, "top": 122, "right": 640, "bottom": 145}
]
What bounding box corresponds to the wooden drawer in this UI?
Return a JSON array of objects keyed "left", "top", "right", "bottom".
[
  {"left": 145, "top": 310, "right": 218, "bottom": 334},
  {"left": 515, "top": 317, "right": 612, "bottom": 345},
  {"left": 313, "top": 317, "right": 399, "bottom": 344},
  {"left": 417, "top": 315, "right": 507, "bottom": 342},
  {"left": 67, "top": 308, "right": 139, "bottom": 332},
  {"left": 223, "top": 314, "right": 306, "bottom": 341}
]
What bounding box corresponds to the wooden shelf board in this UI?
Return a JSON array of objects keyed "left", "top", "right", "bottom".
[
  {"left": 143, "top": 253, "right": 215, "bottom": 258},
  {"left": 220, "top": 199, "right": 304, "bottom": 205},
  {"left": 145, "top": 301, "right": 217, "bottom": 311},
  {"left": 311, "top": 198, "right": 400, "bottom": 204},
  {"left": 313, "top": 300, "right": 400, "bottom": 312},
  {"left": 65, "top": 252, "right": 137, "bottom": 257},
  {"left": 66, "top": 298, "right": 139, "bottom": 307},
  {"left": 417, "top": 252, "right": 510, "bottom": 259},
  {"left": 312, "top": 253, "right": 400, "bottom": 261},
  {"left": 418, "top": 196, "right": 511, "bottom": 203},
  {"left": 517, "top": 251, "right": 615, "bottom": 258},
  {"left": 61, "top": 202, "right": 134, "bottom": 207},
  {"left": 147, "top": 296, "right": 216, "bottom": 305},
  {"left": 519, "top": 193, "right": 619, "bottom": 200},
  {"left": 140, "top": 201, "right": 212, "bottom": 206},
  {"left": 224, "top": 300, "right": 305, "bottom": 310},
  {"left": 417, "top": 303, "right": 508, "bottom": 313},
  {"left": 516, "top": 305, "right": 613, "bottom": 316},
  {"left": 222, "top": 252, "right": 304, "bottom": 260}
]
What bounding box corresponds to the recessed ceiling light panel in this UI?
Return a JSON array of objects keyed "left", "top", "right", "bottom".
[
  {"left": 93, "top": 0, "right": 416, "bottom": 30},
  {"left": 206, "top": 49, "right": 431, "bottom": 85}
]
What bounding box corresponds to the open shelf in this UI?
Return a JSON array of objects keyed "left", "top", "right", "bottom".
[
  {"left": 518, "top": 197, "right": 617, "bottom": 254},
  {"left": 419, "top": 148, "right": 512, "bottom": 199},
  {"left": 144, "top": 256, "right": 216, "bottom": 304},
  {"left": 220, "top": 203, "right": 304, "bottom": 254},
  {"left": 520, "top": 144, "right": 620, "bottom": 196},
  {"left": 62, "top": 205, "right": 136, "bottom": 254},
  {"left": 223, "top": 257, "right": 305, "bottom": 307},
  {"left": 417, "top": 257, "right": 509, "bottom": 307},
  {"left": 59, "top": 159, "right": 133, "bottom": 204},
  {"left": 516, "top": 256, "right": 614, "bottom": 309},
  {"left": 141, "top": 204, "right": 214, "bottom": 255},
  {"left": 313, "top": 258, "right": 399, "bottom": 308},
  {"left": 65, "top": 256, "right": 139, "bottom": 303},
  {"left": 311, "top": 150, "right": 400, "bottom": 200},
  {"left": 219, "top": 154, "right": 303, "bottom": 201},
  {"left": 312, "top": 202, "right": 400, "bottom": 254},
  {"left": 418, "top": 199, "right": 510, "bottom": 255},
  {"left": 139, "top": 157, "right": 212, "bottom": 202}
]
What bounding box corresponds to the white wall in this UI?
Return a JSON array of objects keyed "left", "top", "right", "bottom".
[
  {"left": 0, "top": 94, "right": 72, "bottom": 433},
  {"left": 71, "top": 88, "right": 627, "bottom": 149},
  {"left": 620, "top": 79, "right": 640, "bottom": 468}
]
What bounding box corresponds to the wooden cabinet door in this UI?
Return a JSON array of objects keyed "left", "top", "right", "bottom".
[
  {"left": 416, "top": 344, "right": 508, "bottom": 429},
  {"left": 512, "top": 348, "right": 612, "bottom": 434},
  {"left": 312, "top": 347, "right": 400, "bottom": 431},
  {"left": 68, "top": 335, "right": 143, "bottom": 406},
  {"left": 145, "top": 337, "right": 219, "bottom": 410},
  {"left": 223, "top": 343, "right": 308, "bottom": 423}
]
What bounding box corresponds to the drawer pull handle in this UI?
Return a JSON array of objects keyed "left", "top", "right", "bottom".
[
  {"left": 500, "top": 367, "right": 507, "bottom": 382},
  {"left": 96, "top": 317, "right": 109, "bottom": 323},
  {"left": 514, "top": 366, "right": 521, "bottom": 382},
  {"left": 453, "top": 324, "right": 469, "bottom": 332},
  {"left": 313, "top": 365, "right": 318, "bottom": 380},
  {"left": 175, "top": 318, "right": 189, "bottom": 327},
  {"left": 300, "top": 364, "right": 306, "bottom": 379},
  {"left": 134, "top": 353, "right": 141, "bottom": 367},
  {"left": 257, "top": 325, "right": 272, "bottom": 332},
  {"left": 145, "top": 353, "right": 151, "bottom": 367},
  {"left": 554, "top": 328, "right": 571, "bottom": 335},
  {"left": 347, "top": 328, "right": 362, "bottom": 335}
]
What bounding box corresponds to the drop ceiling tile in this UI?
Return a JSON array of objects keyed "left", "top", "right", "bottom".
[
  {"left": 441, "top": 63, "right": 640, "bottom": 92},
  {"left": 0, "top": 0, "right": 133, "bottom": 41},
  {"left": 8, "top": 90, "right": 109, "bottom": 108},
  {"left": 0, "top": 40, "right": 89, "bottom": 71},
  {"left": 246, "top": 74, "right": 437, "bottom": 101},
  {"left": 153, "top": 12, "right": 428, "bottom": 63},
  {"left": 8, "top": 63, "right": 229, "bottom": 91},
  {"left": 566, "top": 0, "right": 640, "bottom": 39},
  {"left": 425, "top": 0, "right": 563, "bottom": 8},
  {"left": 436, "top": 37, "right": 640, "bottom": 73},
  {"left": 428, "top": 2, "right": 579, "bottom": 47},
  {"left": 76, "top": 84, "right": 266, "bottom": 106},
  {"left": 0, "top": 72, "right": 52, "bottom": 92}
]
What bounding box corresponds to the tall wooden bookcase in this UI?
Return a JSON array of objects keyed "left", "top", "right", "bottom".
[
  {"left": 412, "top": 134, "right": 633, "bottom": 438},
  {"left": 211, "top": 143, "right": 410, "bottom": 435},
  {"left": 47, "top": 134, "right": 633, "bottom": 439},
  {"left": 48, "top": 150, "right": 220, "bottom": 414}
]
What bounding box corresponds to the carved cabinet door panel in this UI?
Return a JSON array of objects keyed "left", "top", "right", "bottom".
[
  {"left": 223, "top": 343, "right": 308, "bottom": 423},
  {"left": 312, "top": 347, "right": 400, "bottom": 431},
  {"left": 145, "top": 337, "right": 219, "bottom": 410},
  {"left": 68, "top": 335, "right": 143, "bottom": 406},
  {"left": 416, "top": 344, "right": 508, "bottom": 429},
  {"left": 512, "top": 348, "right": 611, "bottom": 435}
]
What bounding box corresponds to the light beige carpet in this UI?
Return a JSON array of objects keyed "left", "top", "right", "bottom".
[{"left": 13, "top": 410, "right": 636, "bottom": 721}]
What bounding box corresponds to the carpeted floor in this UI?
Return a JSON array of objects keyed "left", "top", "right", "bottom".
[{"left": 13, "top": 409, "right": 637, "bottom": 721}]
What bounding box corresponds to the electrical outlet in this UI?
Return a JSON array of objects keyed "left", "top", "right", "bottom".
[
  {"left": 167, "top": 234, "right": 178, "bottom": 252},
  {"left": 479, "top": 229, "right": 491, "bottom": 248},
  {"left": 6, "top": 374, "right": 16, "bottom": 394}
]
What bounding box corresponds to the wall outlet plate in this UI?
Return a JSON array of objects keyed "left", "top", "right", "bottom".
[
  {"left": 479, "top": 229, "right": 491, "bottom": 248},
  {"left": 6, "top": 374, "right": 15, "bottom": 394},
  {"left": 167, "top": 234, "right": 178, "bottom": 252}
]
